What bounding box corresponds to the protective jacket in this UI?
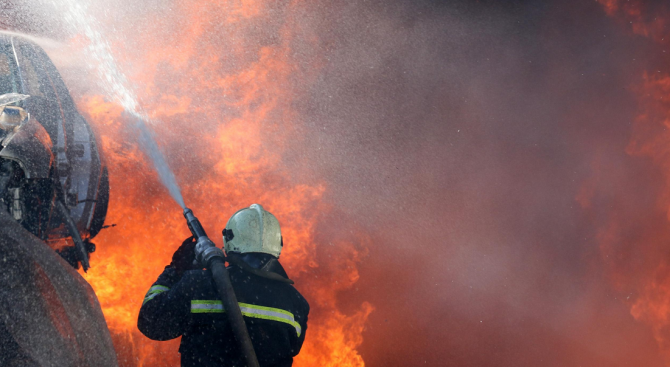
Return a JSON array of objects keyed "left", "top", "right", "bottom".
[{"left": 137, "top": 260, "right": 309, "bottom": 367}]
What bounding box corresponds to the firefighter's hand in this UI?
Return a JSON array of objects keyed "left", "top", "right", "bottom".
[{"left": 170, "top": 236, "right": 198, "bottom": 276}]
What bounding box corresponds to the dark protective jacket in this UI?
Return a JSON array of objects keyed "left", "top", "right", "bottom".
[{"left": 137, "top": 260, "right": 309, "bottom": 367}]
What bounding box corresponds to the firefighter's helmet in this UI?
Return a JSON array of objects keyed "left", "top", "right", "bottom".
[{"left": 223, "top": 204, "right": 282, "bottom": 257}]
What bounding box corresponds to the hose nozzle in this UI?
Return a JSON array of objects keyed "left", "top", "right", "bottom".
[
  {"left": 183, "top": 207, "right": 225, "bottom": 268},
  {"left": 184, "top": 207, "right": 207, "bottom": 239}
]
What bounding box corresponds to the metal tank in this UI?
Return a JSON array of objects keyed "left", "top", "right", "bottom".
[{"left": 0, "top": 32, "right": 109, "bottom": 271}]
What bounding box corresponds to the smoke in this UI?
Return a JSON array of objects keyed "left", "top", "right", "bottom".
[
  {"left": 287, "top": 0, "right": 668, "bottom": 366},
  {"left": 2, "top": 0, "right": 670, "bottom": 365}
]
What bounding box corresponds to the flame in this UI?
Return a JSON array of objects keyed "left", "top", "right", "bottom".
[
  {"left": 624, "top": 72, "right": 670, "bottom": 363},
  {"left": 595, "top": 1, "right": 670, "bottom": 362},
  {"left": 73, "top": 1, "right": 372, "bottom": 365},
  {"left": 597, "top": 0, "right": 669, "bottom": 41}
]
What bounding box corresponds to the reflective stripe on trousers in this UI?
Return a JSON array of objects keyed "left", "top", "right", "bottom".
[
  {"left": 191, "top": 300, "right": 302, "bottom": 337},
  {"left": 143, "top": 285, "right": 170, "bottom": 304}
]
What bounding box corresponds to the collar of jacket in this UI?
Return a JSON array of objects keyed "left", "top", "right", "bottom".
[{"left": 226, "top": 252, "right": 294, "bottom": 285}]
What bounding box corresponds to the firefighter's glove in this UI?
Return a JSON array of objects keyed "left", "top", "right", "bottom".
[{"left": 170, "top": 236, "right": 198, "bottom": 276}]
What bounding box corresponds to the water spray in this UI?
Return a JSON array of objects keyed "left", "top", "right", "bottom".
[
  {"left": 135, "top": 116, "right": 185, "bottom": 209},
  {"left": 53, "top": 0, "right": 185, "bottom": 209},
  {"left": 56, "top": 1, "right": 260, "bottom": 364}
]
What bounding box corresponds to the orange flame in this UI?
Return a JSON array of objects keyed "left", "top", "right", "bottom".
[
  {"left": 597, "top": 0, "right": 669, "bottom": 41},
  {"left": 73, "top": 1, "right": 372, "bottom": 365},
  {"left": 624, "top": 72, "right": 670, "bottom": 363},
  {"left": 595, "top": 1, "right": 670, "bottom": 362}
]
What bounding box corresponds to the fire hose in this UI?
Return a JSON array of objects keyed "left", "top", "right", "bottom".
[{"left": 183, "top": 208, "right": 260, "bottom": 367}]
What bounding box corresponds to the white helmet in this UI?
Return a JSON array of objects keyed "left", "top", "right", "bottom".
[{"left": 223, "top": 204, "right": 282, "bottom": 257}]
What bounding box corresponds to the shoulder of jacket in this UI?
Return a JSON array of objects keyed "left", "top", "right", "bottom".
[{"left": 290, "top": 288, "right": 310, "bottom": 311}]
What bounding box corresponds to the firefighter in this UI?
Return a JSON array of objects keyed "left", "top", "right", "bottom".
[{"left": 138, "top": 204, "right": 309, "bottom": 367}]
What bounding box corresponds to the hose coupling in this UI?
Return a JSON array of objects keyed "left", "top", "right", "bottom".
[{"left": 195, "top": 236, "right": 225, "bottom": 268}]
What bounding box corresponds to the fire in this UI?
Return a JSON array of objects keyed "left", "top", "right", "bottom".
[
  {"left": 72, "top": 1, "right": 372, "bottom": 365},
  {"left": 594, "top": 0, "right": 670, "bottom": 362},
  {"left": 623, "top": 72, "right": 670, "bottom": 363},
  {"left": 597, "top": 0, "right": 669, "bottom": 41}
]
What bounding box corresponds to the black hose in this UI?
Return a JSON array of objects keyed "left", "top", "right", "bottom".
[
  {"left": 184, "top": 208, "right": 260, "bottom": 367},
  {"left": 209, "top": 257, "right": 260, "bottom": 367}
]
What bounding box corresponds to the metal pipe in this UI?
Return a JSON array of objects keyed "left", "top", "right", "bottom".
[
  {"left": 183, "top": 208, "right": 260, "bottom": 367},
  {"left": 0, "top": 160, "right": 14, "bottom": 198},
  {"left": 56, "top": 200, "right": 89, "bottom": 271}
]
